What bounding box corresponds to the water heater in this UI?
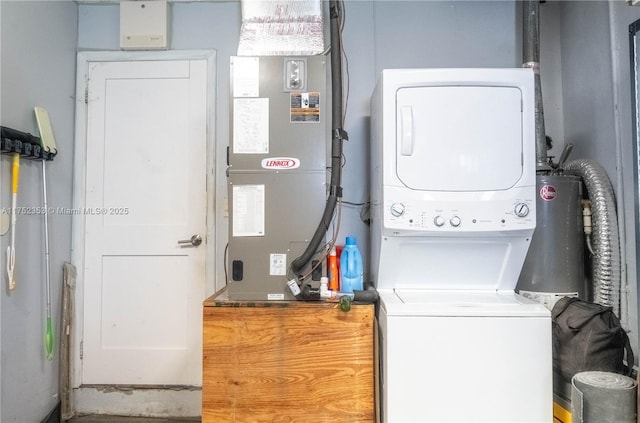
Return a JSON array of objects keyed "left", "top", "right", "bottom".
[{"left": 370, "top": 68, "right": 537, "bottom": 291}]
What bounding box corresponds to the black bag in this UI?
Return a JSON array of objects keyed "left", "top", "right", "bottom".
[{"left": 551, "top": 296, "right": 634, "bottom": 381}]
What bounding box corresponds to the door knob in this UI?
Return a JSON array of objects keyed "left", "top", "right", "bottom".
[{"left": 178, "top": 235, "right": 202, "bottom": 247}]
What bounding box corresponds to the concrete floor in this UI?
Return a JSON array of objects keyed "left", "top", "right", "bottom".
[{"left": 68, "top": 416, "right": 200, "bottom": 423}]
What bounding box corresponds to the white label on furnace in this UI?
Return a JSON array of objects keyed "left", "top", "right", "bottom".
[
  {"left": 270, "top": 253, "right": 287, "bottom": 276},
  {"left": 267, "top": 293, "right": 285, "bottom": 300},
  {"left": 233, "top": 98, "right": 269, "bottom": 154},
  {"left": 232, "top": 184, "right": 265, "bottom": 237},
  {"left": 232, "top": 57, "right": 260, "bottom": 97}
]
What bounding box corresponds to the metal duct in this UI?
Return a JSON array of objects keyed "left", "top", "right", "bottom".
[
  {"left": 237, "top": 0, "right": 325, "bottom": 56},
  {"left": 565, "top": 159, "right": 621, "bottom": 316},
  {"left": 522, "top": 0, "right": 550, "bottom": 171}
]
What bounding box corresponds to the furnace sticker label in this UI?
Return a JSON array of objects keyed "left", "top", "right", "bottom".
[
  {"left": 269, "top": 253, "right": 287, "bottom": 276},
  {"left": 232, "top": 184, "right": 265, "bottom": 237},
  {"left": 233, "top": 98, "right": 269, "bottom": 154},
  {"left": 232, "top": 56, "right": 260, "bottom": 97},
  {"left": 290, "top": 92, "right": 320, "bottom": 122}
]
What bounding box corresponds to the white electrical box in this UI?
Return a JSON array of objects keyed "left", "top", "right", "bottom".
[{"left": 120, "top": 0, "right": 170, "bottom": 50}]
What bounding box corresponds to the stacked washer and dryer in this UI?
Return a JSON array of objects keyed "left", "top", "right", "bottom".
[{"left": 370, "top": 68, "right": 552, "bottom": 422}]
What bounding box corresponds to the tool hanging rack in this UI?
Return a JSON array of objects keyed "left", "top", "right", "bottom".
[{"left": 1, "top": 126, "right": 56, "bottom": 161}]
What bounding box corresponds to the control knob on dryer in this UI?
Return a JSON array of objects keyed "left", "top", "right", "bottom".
[
  {"left": 390, "top": 202, "right": 405, "bottom": 217},
  {"left": 514, "top": 203, "right": 530, "bottom": 218}
]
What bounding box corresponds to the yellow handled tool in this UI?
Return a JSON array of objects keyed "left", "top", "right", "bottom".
[
  {"left": 6, "top": 153, "right": 19, "bottom": 290},
  {"left": 12, "top": 153, "right": 19, "bottom": 192}
]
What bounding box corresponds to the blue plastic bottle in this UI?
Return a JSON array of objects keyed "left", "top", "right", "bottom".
[{"left": 340, "top": 236, "right": 363, "bottom": 293}]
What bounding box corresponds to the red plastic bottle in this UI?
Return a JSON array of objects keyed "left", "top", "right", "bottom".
[{"left": 328, "top": 248, "right": 339, "bottom": 291}]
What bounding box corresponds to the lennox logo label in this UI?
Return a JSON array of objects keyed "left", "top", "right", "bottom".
[{"left": 261, "top": 157, "right": 300, "bottom": 170}]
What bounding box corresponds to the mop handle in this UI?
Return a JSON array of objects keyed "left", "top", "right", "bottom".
[{"left": 42, "top": 161, "right": 54, "bottom": 360}]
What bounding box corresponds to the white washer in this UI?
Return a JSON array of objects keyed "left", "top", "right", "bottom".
[{"left": 378, "top": 290, "right": 552, "bottom": 422}]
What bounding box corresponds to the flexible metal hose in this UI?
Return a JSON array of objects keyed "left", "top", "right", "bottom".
[{"left": 565, "top": 159, "right": 621, "bottom": 316}]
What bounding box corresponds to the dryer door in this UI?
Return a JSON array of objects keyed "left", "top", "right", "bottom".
[{"left": 395, "top": 85, "right": 524, "bottom": 192}]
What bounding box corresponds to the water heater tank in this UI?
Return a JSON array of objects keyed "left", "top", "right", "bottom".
[{"left": 517, "top": 174, "right": 586, "bottom": 303}]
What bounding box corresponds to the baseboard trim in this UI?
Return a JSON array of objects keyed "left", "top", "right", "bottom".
[
  {"left": 41, "top": 402, "right": 61, "bottom": 423},
  {"left": 74, "top": 386, "right": 201, "bottom": 418}
]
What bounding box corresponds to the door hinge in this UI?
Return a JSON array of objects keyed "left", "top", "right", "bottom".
[
  {"left": 84, "top": 87, "right": 88, "bottom": 104},
  {"left": 80, "top": 340, "right": 84, "bottom": 359}
]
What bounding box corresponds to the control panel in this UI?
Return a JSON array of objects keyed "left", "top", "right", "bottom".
[{"left": 383, "top": 197, "right": 535, "bottom": 233}]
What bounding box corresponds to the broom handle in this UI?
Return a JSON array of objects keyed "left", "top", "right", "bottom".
[{"left": 42, "top": 161, "right": 54, "bottom": 360}]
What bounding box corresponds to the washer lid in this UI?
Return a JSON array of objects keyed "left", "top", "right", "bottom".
[{"left": 379, "top": 289, "right": 550, "bottom": 317}]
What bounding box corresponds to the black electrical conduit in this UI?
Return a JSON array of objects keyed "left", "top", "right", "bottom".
[
  {"left": 290, "top": 0, "right": 345, "bottom": 277},
  {"left": 290, "top": 1, "right": 379, "bottom": 306}
]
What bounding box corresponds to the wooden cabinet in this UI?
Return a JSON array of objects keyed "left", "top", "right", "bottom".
[{"left": 202, "top": 290, "right": 376, "bottom": 423}]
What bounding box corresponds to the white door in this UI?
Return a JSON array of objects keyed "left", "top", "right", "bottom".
[{"left": 81, "top": 59, "right": 208, "bottom": 385}]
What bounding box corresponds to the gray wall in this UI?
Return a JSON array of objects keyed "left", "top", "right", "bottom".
[{"left": 0, "top": 1, "right": 77, "bottom": 421}]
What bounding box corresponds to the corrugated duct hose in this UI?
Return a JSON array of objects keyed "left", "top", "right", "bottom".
[
  {"left": 290, "top": 1, "right": 345, "bottom": 282},
  {"left": 564, "top": 159, "right": 621, "bottom": 317}
]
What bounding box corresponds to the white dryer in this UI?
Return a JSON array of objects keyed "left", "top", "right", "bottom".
[{"left": 370, "top": 68, "right": 552, "bottom": 422}]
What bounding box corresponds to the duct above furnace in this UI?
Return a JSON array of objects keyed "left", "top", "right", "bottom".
[{"left": 237, "top": 0, "right": 325, "bottom": 56}]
